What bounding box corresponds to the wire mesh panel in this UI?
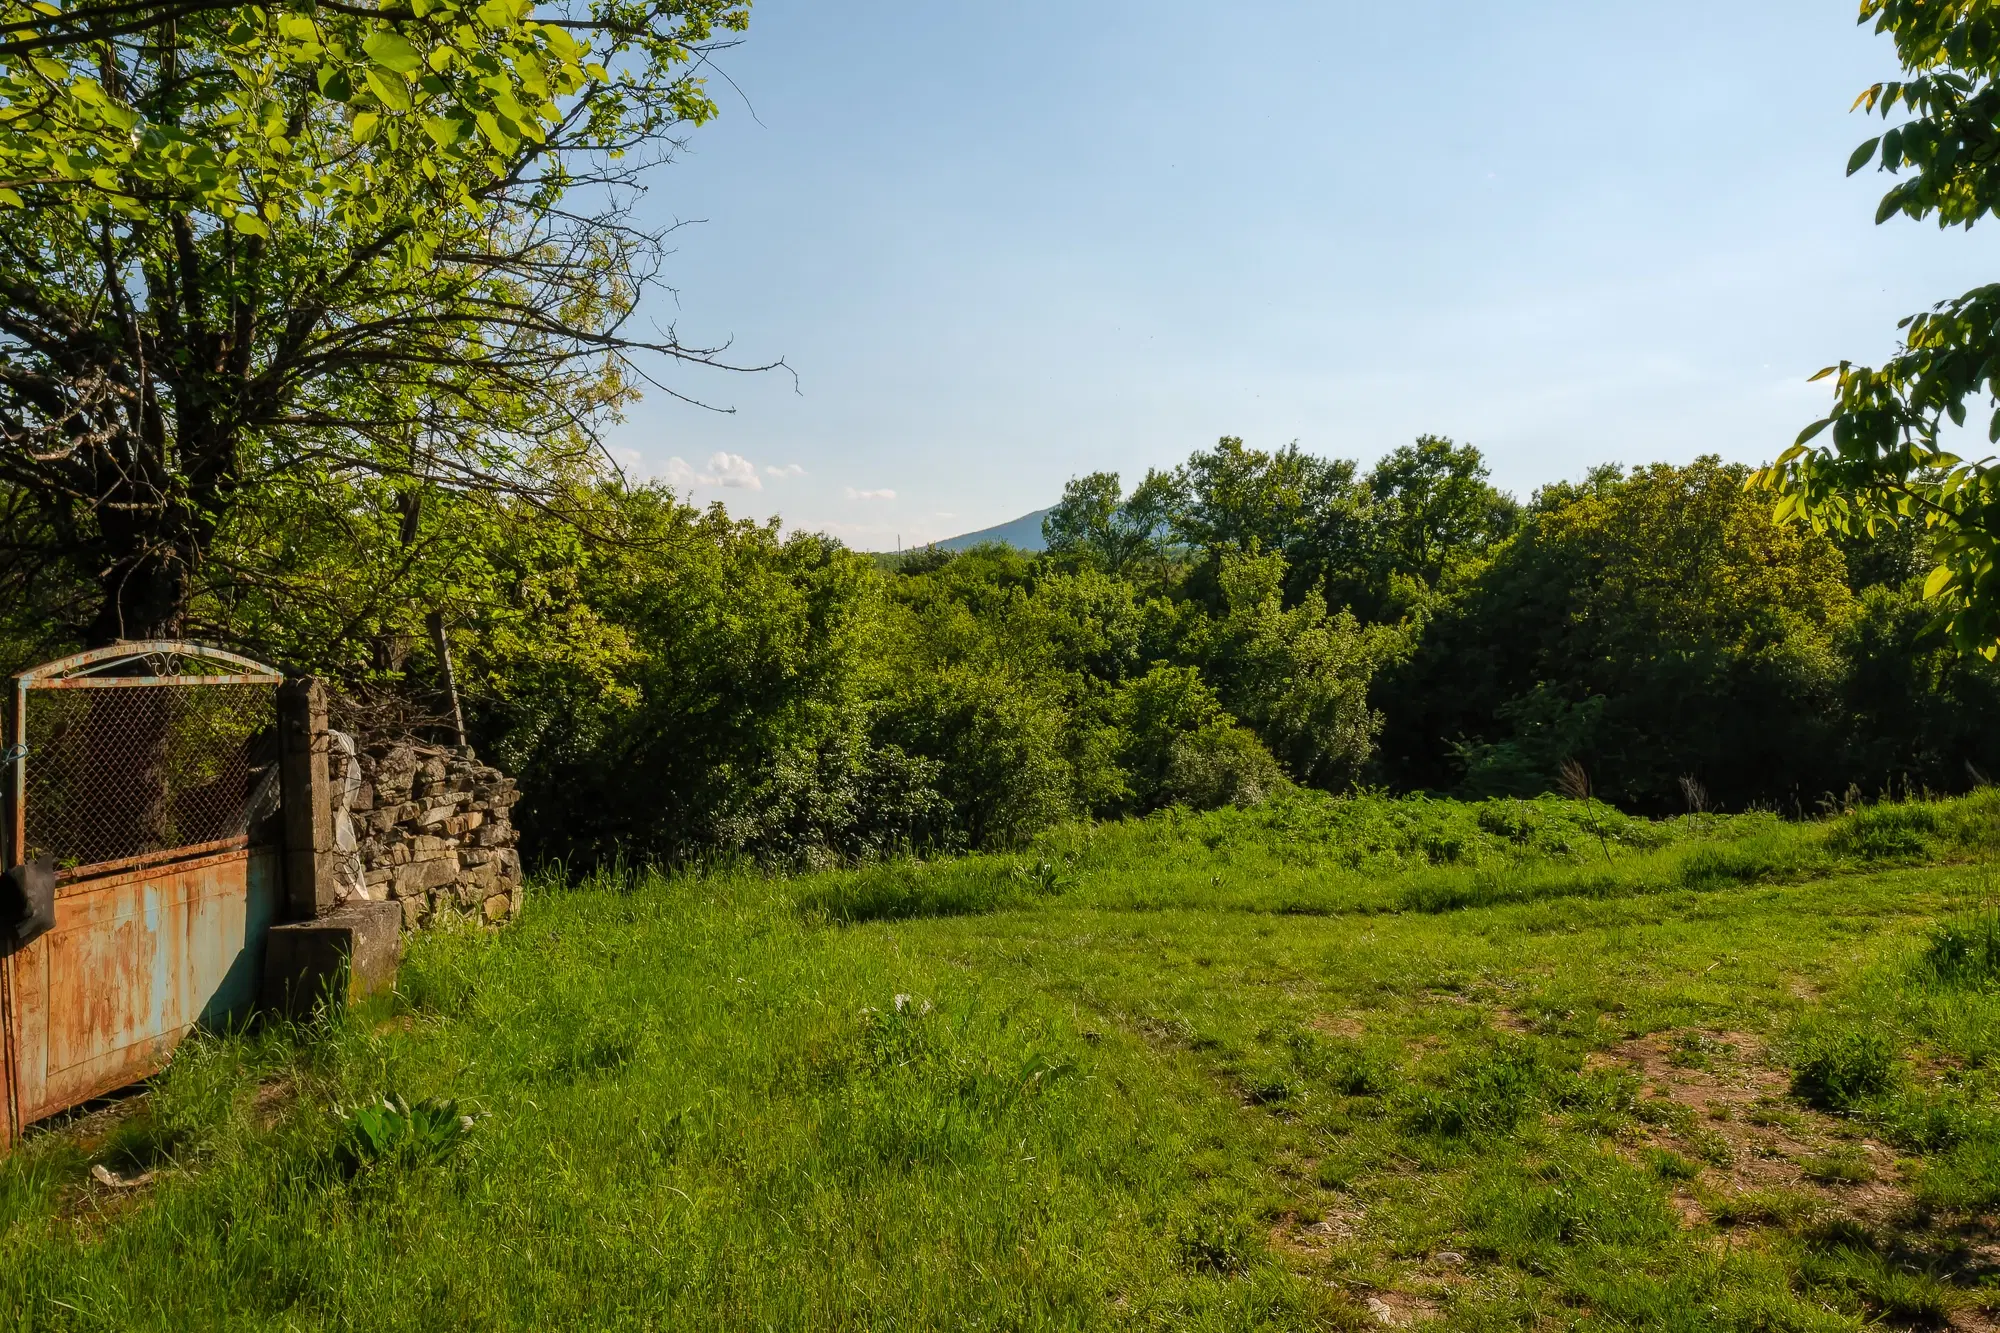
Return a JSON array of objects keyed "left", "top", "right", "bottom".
[{"left": 21, "top": 682, "right": 280, "bottom": 875}]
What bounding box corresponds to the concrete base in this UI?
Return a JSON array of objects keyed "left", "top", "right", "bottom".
[{"left": 261, "top": 899, "right": 403, "bottom": 1017}]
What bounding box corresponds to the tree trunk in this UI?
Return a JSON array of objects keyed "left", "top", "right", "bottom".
[{"left": 86, "top": 545, "right": 191, "bottom": 646}]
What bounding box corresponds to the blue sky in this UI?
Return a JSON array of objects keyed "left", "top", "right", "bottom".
[{"left": 608, "top": 0, "right": 1994, "bottom": 549}]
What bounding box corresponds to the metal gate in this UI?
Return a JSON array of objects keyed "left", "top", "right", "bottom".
[{"left": 0, "top": 643, "right": 284, "bottom": 1146}]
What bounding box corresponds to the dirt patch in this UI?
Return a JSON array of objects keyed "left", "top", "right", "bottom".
[
  {"left": 1591, "top": 1029, "right": 1912, "bottom": 1222},
  {"left": 1361, "top": 1288, "right": 1440, "bottom": 1327},
  {"left": 249, "top": 1078, "right": 296, "bottom": 1131},
  {"left": 1313, "top": 1012, "right": 1368, "bottom": 1039}
]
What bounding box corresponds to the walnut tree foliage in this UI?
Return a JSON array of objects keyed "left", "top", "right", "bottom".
[
  {"left": 1758, "top": 0, "right": 2000, "bottom": 657},
  {"left": 0, "top": 0, "right": 755, "bottom": 645}
]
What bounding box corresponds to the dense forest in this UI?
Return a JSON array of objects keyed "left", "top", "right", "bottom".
[{"left": 8, "top": 433, "right": 1991, "bottom": 868}]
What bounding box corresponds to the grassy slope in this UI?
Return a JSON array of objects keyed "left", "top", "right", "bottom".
[{"left": 0, "top": 794, "right": 1997, "bottom": 1330}]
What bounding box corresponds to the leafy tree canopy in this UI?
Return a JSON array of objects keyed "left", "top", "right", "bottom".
[
  {"left": 0, "top": 0, "right": 754, "bottom": 643},
  {"left": 1758, "top": 0, "right": 2000, "bottom": 656}
]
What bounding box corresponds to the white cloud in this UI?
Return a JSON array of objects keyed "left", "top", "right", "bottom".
[
  {"left": 765, "top": 463, "right": 806, "bottom": 478},
  {"left": 707, "top": 452, "right": 762, "bottom": 490},
  {"left": 845, "top": 487, "right": 897, "bottom": 501},
  {"left": 660, "top": 451, "right": 764, "bottom": 491}
]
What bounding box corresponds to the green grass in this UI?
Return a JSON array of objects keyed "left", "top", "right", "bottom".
[{"left": 3, "top": 792, "right": 2000, "bottom": 1329}]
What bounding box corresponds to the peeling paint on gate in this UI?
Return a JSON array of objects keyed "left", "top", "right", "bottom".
[{"left": 1, "top": 643, "right": 285, "bottom": 1150}]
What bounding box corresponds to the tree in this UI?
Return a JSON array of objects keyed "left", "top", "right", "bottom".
[
  {"left": 1364, "top": 435, "right": 1516, "bottom": 586},
  {"left": 1041, "top": 468, "right": 1175, "bottom": 576},
  {"left": 1757, "top": 0, "right": 2000, "bottom": 656},
  {"left": 0, "top": 0, "right": 757, "bottom": 644},
  {"left": 1381, "top": 459, "right": 1854, "bottom": 807}
]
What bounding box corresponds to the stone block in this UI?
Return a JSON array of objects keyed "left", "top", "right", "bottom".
[
  {"left": 399, "top": 895, "right": 426, "bottom": 930},
  {"left": 482, "top": 892, "right": 511, "bottom": 923},
  {"left": 261, "top": 899, "right": 403, "bottom": 1016},
  {"left": 391, "top": 856, "right": 459, "bottom": 898},
  {"left": 444, "top": 811, "right": 484, "bottom": 837}
]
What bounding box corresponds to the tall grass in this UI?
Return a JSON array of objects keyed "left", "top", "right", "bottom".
[
  {"left": 790, "top": 787, "right": 2000, "bottom": 923},
  {"left": 1, "top": 790, "right": 1998, "bottom": 1329}
]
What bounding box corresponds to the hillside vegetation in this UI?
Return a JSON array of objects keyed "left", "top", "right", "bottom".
[{"left": 2, "top": 793, "right": 1997, "bottom": 1330}]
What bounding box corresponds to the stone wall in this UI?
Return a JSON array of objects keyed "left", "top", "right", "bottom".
[{"left": 333, "top": 740, "right": 523, "bottom": 930}]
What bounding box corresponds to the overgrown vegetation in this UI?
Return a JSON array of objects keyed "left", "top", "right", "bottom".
[
  {"left": 3, "top": 793, "right": 1998, "bottom": 1329},
  {"left": 9, "top": 433, "right": 1998, "bottom": 870}
]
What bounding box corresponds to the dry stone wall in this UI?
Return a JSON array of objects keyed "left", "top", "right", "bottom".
[{"left": 334, "top": 740, "right": 523, "bottom": 930}]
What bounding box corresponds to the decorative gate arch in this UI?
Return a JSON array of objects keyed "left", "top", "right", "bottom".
[{"left": 1, "top": 642, "right": 285, "bottom": 1147}]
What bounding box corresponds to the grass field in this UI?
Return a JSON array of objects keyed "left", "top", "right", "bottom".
[{"left": 2, "top": 791, "right": 1999, "bottom": 1330}]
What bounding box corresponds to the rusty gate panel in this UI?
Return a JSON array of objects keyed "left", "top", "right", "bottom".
[
  {"left": 1, "top": 643, "right": 285, "bottom": 1147},
  {"left": 7, "top": 847, "right": 282, "bottom": 1122}
]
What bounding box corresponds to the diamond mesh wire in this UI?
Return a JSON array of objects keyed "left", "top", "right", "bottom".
[{"left": 22, "top": 683, "right": 280, "bottom": 873}]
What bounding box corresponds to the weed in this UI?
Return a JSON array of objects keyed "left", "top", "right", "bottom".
[
  {"left": 333, "top": 1095, "right": 474, "bottom": 1177},
  {"left": 1643, "top": 1147, "right": 1701, "bottom": 1182},
  {"left": 1668, "top": 1030, "right": 1735, "bottom": 1070},
  {"left": 1404, "top": 1044, "right": 1556, "bottom": 1138},
  {"left": 1918, "top": 909, "right": 2000, "bottom": 988},
  {"left": 1171, "top": 1199, "right": 1256, "bottom": 1274},
  {"left": 1788, "top": 1025, "right": 1896, "bottom": 1113},
  {"left": 1800, "top": 1144, "right": 1875, "bottom": 1185},
  {"left": 1914, "top": 1136, "right": 2000, "bottom": 1211}
]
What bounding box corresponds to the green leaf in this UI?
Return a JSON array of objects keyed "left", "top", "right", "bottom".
[
  {"left": 1925, "top": 564, "right": 1955, "bottom": 599},
  {"left": 232, "top": 211, "right": 271, "bottom": 238},
  {"left": 352, "top": 111, "right": 381, "bottom": 142},
  {"left": 1847, "top": 137, "right": 1880, "bottom": 175},
  {"left": 317, "top": 67, "right": 353, "bottom": 101},
  {"left": 364, "top": 69, "right": 412, "bottom": 112},
  {"left": 364, "top": 31, "right": 425, "bottom": 75}
]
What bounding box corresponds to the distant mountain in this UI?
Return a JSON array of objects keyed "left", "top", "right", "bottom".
[{"left": 935, "top": 508, "right": 1050, "bottom": 552}]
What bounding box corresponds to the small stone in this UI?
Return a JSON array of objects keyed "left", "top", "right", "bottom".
[
  {"left": 399, "top": 895, "right": 425, "bottom": 930},
  {"left": 482, "top": 892, "right": 511, "bottom": 923}
]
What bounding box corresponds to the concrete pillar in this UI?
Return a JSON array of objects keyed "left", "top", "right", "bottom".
[{"left": 278, "top": 677, "right": 336, "bottom": 921}]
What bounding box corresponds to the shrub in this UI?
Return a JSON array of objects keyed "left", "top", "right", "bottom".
[{"left": 1164, "top": 724, "right": 1282, "bottom": 810}]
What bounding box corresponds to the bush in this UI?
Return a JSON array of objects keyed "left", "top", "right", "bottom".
[{"left": 1164, "top": 724, "right": 1282, "bottom": 810}]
